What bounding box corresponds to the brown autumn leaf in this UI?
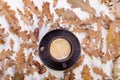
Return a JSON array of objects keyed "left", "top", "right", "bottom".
[
  {"left": 15, "top": 48, "right": 25, "bottom": 73},
  {"left": 106, "top": 23, "right": 116, "bottom": 48},
  {"left": 30, "top": 31, "right": 38, "bottom": 43},
  {"left": 0, "top": 28, "right": 8, "bottom": 38},
  {"left": 42, "top": 2, "right": 53, "bottom": 21},
  {"left": 101, "top": 52, "right": 114, "bottom": 63},
  {"left": 0, "top": 0, "right": 7, "bottom": 16},
  {"left": 12, "top": 72, "right": 24, "bottom": 80},
  {"left": 10, "top": 39, "right": 14, "bottom": 49},
  {"left": 38, "top": 15, "right": 44, "bottom": 28},
  {"left": 63, "top": 72, "right": 75, "bottom": 80},
  {"left": 101, "top": 0, "right": 111, "bottom": 4},
  {"left": 18, "top": 30, "right": 30, "bottom": 41},
  {"left": 44, "top": 73, "right": 57, "bottom": 80},
  {"left": 5, "top": 7, "right": 21, "bottom": 34},
  {"left": 112, "top": 56, "right": 120, "bottom": 80},
  {"left": 17, "top": 8, "right": 33, "bottom": 25},
  {"left": 81, "top": 65, "right": 93, "bottom": 80},
  {"left": 55, "top": 8, "right": 81, "bottom": 26},
  {"left": 0, "top": 49, "right": 14, "bottom": 61},
  {"left": 53, "top": 0, "right": 58, "bottom": 7},
  {"left": 114, "top": 2, "right": 120, "bottom": 18},
  {"left": 67, "top": 0, "right": 95, "bottom": 14},
  {"left": 23, "top": 0, "right": 41, "bottom": 15},
  {"left": 93, "top": 67, "right": 107, "bottom": 77}
]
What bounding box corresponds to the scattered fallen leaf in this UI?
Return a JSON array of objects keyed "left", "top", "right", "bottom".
[
  {"left": 101, "top": 52, "right": 114, "bottom": 63},
  {"left": 44, "top": 73, "right": 56, "bottom": 80},
  {"left": 18, "top": 30, "right": 30, "bottom": 41},
  {"left": 53, "top": 0, "right": 58, "bottom": 7},
  {"left": 0, "top": 49, "right": 14, "bottom": 61},
  {"left": 63, "top": 72, "right": 75, "bottom": 80},
  {"left": 15, "top": 48, "right": 25, "bottom": 73},
  {"left": 17, "top": 8, "right": 34, "bottom": 25},
  {"left": 42, "top": 2, "right": 53, "bottom": 21},
  {"left": 23, "top": 0, "right": 41, "bottom": 15},
  {"left": 12, "top": 72, "right": 24, "bottom": 80},
  {"left": 67, "top": 0, "right": 95, "bottom": 14},
  {"left": 10, "top": 39, "right": 14, "bottom": 49},
  {"left": 81, "top": 65, "right": 93, "bottom": 80},
  {"left": 93, "top": 67, "right": 107, "bottom": 77},
  {"left": 106, "top": 23, "right": 116, "bottom": 48}
]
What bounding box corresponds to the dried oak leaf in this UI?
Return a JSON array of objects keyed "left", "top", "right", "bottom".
[
  {"left": 5, "top": 7, "right": 21, "bottom": 34},
  {"left": 101, "top": 52, "right": 114, "bottom": 63},
  {"left": 25, "top": 53, "right": 38, "bottom": 75},
  {"left": 81, "top": 65, "right": 93, "bottom": 80},
  {"left": 0, "top": 28, "right": 8, "bottom": 38},
  {"left": 23, "top": 0, "right": 41, "bottom": 15},
  {"left": 37, "top": 15, "right": 44, "bottom": 28},
  {"left": 67, "top": 0, "right": 95, "bottom": 14},
  {"left": 12, "top": 72, "right": 24, "bottom": 80},
  {"left": 106, "top": 23, "right": 116, "bottom": 48},
  {"left": 18, "top": 30, "right": 30, "bottom": 41},
  {"left": 55, "top": 8, "right": 81, "bottom": 26},
  {"left": 10, "top": 39, "right": 14, "bottom": 49},
  {"left": 53, "top": 0, "right": 58, "bottom": 7},
  {"left": 15, "top": 48, "right": 25, "bottom": 73},
  {"left": 0, "top": 0, "right": 7, "bottom": 16},
  {"left": 0, "top": 49, "right": 14, "bottom": 61},
  {"left": 42, "top": 2, "right": 53, "bottom": 21},
  {"left": 63, "top": 72, "right": 75, "bottom": 80},
  {"left": 114, "top": 2, "right": 120, "bottom": 18},
  {"left": 93, "top": 67, "right": 107, "bottom": 77},
  {"left": 30, "top": 31, "right": 38, "bottom": 43},
  {"left": 44, "top": 73, "right": 56, "bottom": 80},
  {"left": 17, "top": 8, "right": 34, "bottom": 25}
]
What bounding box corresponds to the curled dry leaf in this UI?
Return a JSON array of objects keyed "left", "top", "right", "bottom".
[
  {"left": 42, "top": 2, "right": 53, "bottom": 21},
  {"left": 17, "top": 8, "right": 34, "bottom": 25},
  {"left": 81, "top": 65, "right": 93, "bottom": 80},
  {"left": 23, "top": 0, "right": 41, "bottom": 15},
  {"left": 93, "top": 67, "right": 107, "bottom": 77},
  {"left": 67, "top": 0, "right": 95, "bottom": 14}
]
